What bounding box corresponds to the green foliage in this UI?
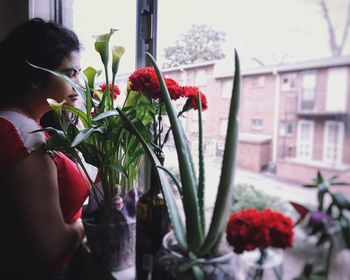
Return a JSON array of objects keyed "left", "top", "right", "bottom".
[
  {"left": 231, "top": 183, "right": 296, "bottom": 218},
  {"left": 162, "top": 24, "right": 226, "bottom": 68},
  {"left": 296, "top": 170, "right": 350, "bottom": 278},
  {"left": 145, "top": 51, "right": 240, "bottom": 257},
  {"left": 30, "top": 30, "right": 154, "bottom": 221}
]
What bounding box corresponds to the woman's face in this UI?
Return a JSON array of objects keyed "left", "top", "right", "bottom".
[{"left": 44, "top": 51, "right": 82, "bottom": 107}]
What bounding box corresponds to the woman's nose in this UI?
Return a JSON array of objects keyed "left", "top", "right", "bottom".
[{"left": 74, "top": 74, "right": 84, "bottom": 88}]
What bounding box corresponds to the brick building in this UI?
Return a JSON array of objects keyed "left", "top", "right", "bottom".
[{"left": 161, "top": 56, "right": 350, "bottom": 185}]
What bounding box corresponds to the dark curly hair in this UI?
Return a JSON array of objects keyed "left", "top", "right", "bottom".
[{"left": 0, "top": 18, "right": 81, "bottom": 107}]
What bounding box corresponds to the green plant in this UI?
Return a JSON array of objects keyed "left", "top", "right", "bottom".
[
  {"left": 118, "top": 50, "right": 241, "bottom": 259},
  {"left": 29, "top": 29, "right": 155, "bottom": 222},
  {"left": 292, "top": 171, "right": 350, "bottom": 279},
  {"left": 231, "top": 183, "right": 299, "bottom": 224}
]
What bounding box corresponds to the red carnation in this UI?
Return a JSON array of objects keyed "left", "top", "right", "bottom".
[
  {"left": 128, "top": 67, "right": 183, "bottom": 100},
  {"left": 183, "top": 86, "right": 208, "bottom": 111},
  {"left": 99, "top": 83, "right": 120, "bottom": 100},
  {"left": 226, "top": 208, "right": 293, "bottom": 254},
  {"left": 129, "top": 67, "right": 160, "bottom": 98}
]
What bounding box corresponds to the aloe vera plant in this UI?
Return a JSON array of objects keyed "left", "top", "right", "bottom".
[{"left": 119, "top": 50, "right": 241, "bottom": 257}]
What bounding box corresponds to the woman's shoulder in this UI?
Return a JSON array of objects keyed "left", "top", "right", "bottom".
[{"left": 0, "top": 110, "right": 46, "bottom": 171}]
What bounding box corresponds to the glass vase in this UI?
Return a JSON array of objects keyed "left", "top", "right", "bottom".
[
  {"left": 83, "top": 217, "right": 136, "bottom": 271},
  {"left": 152, "top": 231, "right": 236, "bottom": 280},
  {"left": 235, "top": 248, "right": 283, "bottom": 280}
]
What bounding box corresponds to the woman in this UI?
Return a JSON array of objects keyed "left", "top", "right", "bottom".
[{"left": 0, "top": 18, "right": 89, "bottom": 279}]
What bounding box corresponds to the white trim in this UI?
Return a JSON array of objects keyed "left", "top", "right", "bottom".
[
  {"left": 272, "top": 72, "right": 280, "bottom": 163},
  {"left": 296, "top": 120, "right": 314, "bottom": 160},
  {"left": 0, "top": 110, "right": 46, "bottom": 153},
  {"left": 325, "top": 67, "right": 348, "bottom": 112},
  {"left": 323, "top": 121, "right": 344, "bottom": 165}
]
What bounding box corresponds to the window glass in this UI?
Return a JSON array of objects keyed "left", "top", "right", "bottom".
[
  {"left": 195, "top": 69, "right": 208, "bottom": 86},
  {"left": 251, "top": 118, "right": 263, "bottom": 130},
  {"left": 68, "top": 0, "right": 136, "bottom": 81},
  {"left": 297, "top": 120, "right": 314, "bottom": 159},
  {"left": 157, "top": 0, "right": 349, "bottom": 185},
  {"left": 281, "top": 74, "right": 297, "bottom": 90},
  {"left": 323, "top": 121, "right": 344, "bottom": 164},
  {"left": 300, "top": 72, "right": 316, "bottom": 110},
  {"left": 221, "top": 80, "right": 232, "bottom": 98},
  {"left": 326, "top": 67, "right": 347, "bottom": 112}
]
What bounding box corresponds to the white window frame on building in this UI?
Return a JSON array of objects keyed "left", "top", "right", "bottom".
[
  {"left": 296, "top": 120, "right": 314, "bottom": 160},
  {"left": 179, "top": 69, "right": 187, "bottom": 85},
  {"left": 195, "top": 69, "right": 208, "bottom": 86},
  {"left": 279, "top": 120, "right": 293, "bottom": 136},
  {"left": 252, "top": 75, "right": 266, "bottom": 88},
  {"left": 323, "top": 121, "right": 344, "bottom": 165},
  {"left": 299, "top": 72, "right": 316, "bottom": 111},
  {"left": 325, "top": 67, "right": 348, "bottom": 112},
  {"left": 221, "top": 79, "right": 232, "bottom": 98},
  {"left": 251, "top": 118, "right": 263, "bottom": 130},
  {"left": 281, "top": 73, "right": 297, "bottom": 91}
]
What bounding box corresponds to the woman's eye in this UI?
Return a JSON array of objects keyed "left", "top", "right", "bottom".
[{"left": 65, "top": 70, "right": 79, "bottom": 78}]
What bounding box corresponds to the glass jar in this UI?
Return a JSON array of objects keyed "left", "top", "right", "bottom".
[
  {"left": 235, "top": 248, "right": 283, "bottom": 280},
  {"left": 152, "top": 231, "right": 236, "bottom": 280}
]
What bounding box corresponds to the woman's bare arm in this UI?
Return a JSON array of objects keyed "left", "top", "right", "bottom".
[{"left": 5, "top": 148, "right": 84, "bottom": 264}]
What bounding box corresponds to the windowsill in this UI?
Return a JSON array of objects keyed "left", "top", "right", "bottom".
[{"left": 279, "top": 157, "right": 350, "bottom": 171}]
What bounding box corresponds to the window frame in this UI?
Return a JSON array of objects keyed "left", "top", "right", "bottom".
[
  {"left": 323, "top": 121, "right": 344, "bottom": 165},
  {"left": 296, "top": 120, "right": 314, "bottom": 160}
]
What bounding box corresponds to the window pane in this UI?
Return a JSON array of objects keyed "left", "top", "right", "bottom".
[{"left": 69, "top": 0, "right": 136, "bottom": 79}]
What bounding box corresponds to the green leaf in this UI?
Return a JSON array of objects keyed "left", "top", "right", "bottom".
[
  {"left": 197, "top": 91, "right": 205, "bottom": 234},
  {"left": 148, "top": 52, "right": 203, "bottom": 252},
  {"left": 156, "top": 165, "right": 183, "bottom": 197},
  {"left": 76, "top": 142, "right": 103, "bottom": 167},
  {"left": 83, "top": 66, "right": 99, "bottom": 90},
  {"left": 70, "top": 127, "right": 105, "bottom": 147},
  {"left": 92, "top": 109, "right": 118, "bottom": 121},
  {"left": 105, "top": 163, "right": 128, "bottom": 178},
  {"left": 62, "top": 104, "right": 89, "bottom": 128},
  {"left": 26, "top": 61, "right": 86, "bottom": 100},
  {"left": 116, "top": 107, "right": 187, "bottom": 250},
  {"left": 198, "top": 50, "right": 241, "bottom": 256},
  {"left": 332, "top": 192, "right": 350, "bottom": 210}
]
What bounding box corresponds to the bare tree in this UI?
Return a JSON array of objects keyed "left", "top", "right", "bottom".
[{"left": 314, "top": 0, "right": 350, "bottom": 56}]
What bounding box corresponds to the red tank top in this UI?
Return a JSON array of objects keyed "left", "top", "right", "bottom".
[{"left": 0, "top": 110, "right": 89, "bottom": 222}]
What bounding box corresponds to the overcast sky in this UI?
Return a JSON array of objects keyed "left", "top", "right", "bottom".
[{"left": 72, "top": 0, "right": 350, "bottom": 73}]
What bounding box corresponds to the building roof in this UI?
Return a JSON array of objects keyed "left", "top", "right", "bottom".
[{"left": 215, "top": 55, "right": 350, "bottom": 78}]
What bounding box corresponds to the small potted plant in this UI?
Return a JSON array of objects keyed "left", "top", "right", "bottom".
[{"left": 29, "top": 29, "right": 156, "bottom": 271}]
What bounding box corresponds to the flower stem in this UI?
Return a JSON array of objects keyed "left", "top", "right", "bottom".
[{"left": 251, "top": 248, "right": 267, "bottom": 280}]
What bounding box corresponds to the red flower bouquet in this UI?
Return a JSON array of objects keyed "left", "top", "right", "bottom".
[
  {"left": 128, "top": 66, "right": 208, "bottom": 152},
  {"left": 226, "top": 208, "right": 294, "bottom": 279}
]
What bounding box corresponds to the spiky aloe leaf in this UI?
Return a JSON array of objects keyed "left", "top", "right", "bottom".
[
  {"left": 147, "top": 52, "right": 203, "bottom": 252},
  {"left": 196, "top": 92, "right": 205, "bottom": 234},
  {"left": 116, "top": 107, "right": 187, "bottom": 249},
  {"left": 198, "top": 50, "right": 241, "bottom": 256}
]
